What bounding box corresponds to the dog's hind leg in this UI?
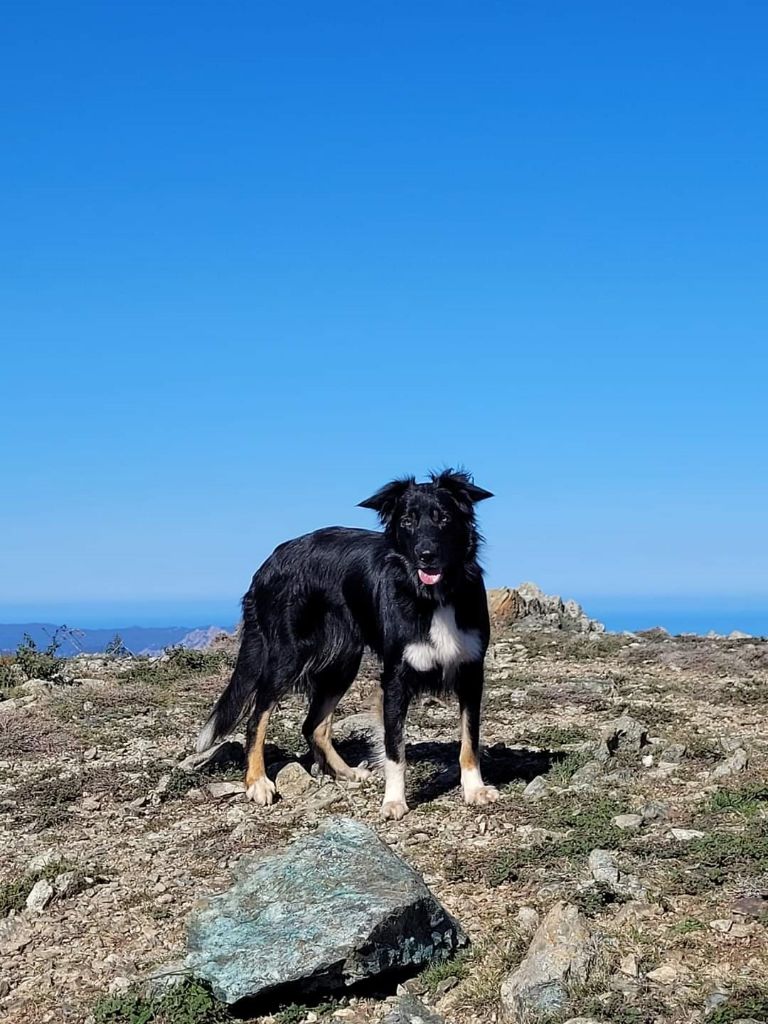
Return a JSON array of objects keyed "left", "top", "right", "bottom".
[
  {"left": 244, "top": 700, "right": 277, "bottom": 805},
  {"left": 303, "top": 691, "right": 372, "bottom": 782},
  {"left": 302, "top": 653, "right": 369, "bottom": 782}
]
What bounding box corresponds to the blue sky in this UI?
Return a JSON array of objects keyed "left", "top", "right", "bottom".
[{"left": 1, "top": 2, "right": 767, "bottom": 631}]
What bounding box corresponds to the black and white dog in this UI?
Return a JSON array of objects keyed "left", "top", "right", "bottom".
[{"left": 197, "top": 469, "right": 498, "bottom": 820}]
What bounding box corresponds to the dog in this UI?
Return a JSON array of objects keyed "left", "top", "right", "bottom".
[{"left": 196, "top": 469, "right": 498, "bottom": 820}]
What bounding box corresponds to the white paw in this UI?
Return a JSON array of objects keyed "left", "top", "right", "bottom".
[
  {"left": 350, "top": 766, "right": 372, "bottom": 782},
  {"left": 464, "top": 784, "right": 499, "bottom": 806},
  {"left": 380, "top": 800, "right": 410, "bottom": 821},
  {"left": 246, "top": 777, "right": 276, "bottom": 806}
]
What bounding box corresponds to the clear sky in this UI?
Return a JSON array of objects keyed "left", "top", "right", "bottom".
[{"left": 2, "top": 2, "right": 767, "bottom": 630}]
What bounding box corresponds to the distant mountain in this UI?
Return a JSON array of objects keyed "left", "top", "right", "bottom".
[{"left": 0, "top": 623, "right": 235, "bottom": 656}]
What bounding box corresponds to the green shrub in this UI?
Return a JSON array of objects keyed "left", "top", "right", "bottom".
[
  {"left": 92, "top": 979, "right": 229, "bottom": 1024},
  {"left": 15, "top": 630, "right": 66, "bottom": 680}
]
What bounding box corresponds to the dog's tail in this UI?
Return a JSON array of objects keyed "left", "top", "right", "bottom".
[{"left": 196, "top": 634, "right": 265, "bottom": 754}]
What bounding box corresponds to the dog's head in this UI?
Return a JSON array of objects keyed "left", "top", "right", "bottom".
[{"left": 359, "top": 469, "right": 493, "bottom": 589}]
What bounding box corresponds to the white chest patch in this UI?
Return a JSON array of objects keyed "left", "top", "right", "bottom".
[{"left": 404, "top": 605, "right": 483, "bottom": 674}]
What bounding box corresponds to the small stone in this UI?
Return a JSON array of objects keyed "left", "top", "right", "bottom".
[
  {"left": 613, "top": 814, "right": 643, "bottom": 831},
  {"left": 731, "top": 895, "right": 768, "bottom": 918},
  {"left": 108, "top": 977, "right": 133, "bottom": 995},
  {"left": 711, "top": 748, "right": 749, "bottom": 779},
  {"left": 0, "top": 919, "right": 33, "bottom": 953},
  {"left": 81, "top": 796, "right": 101, "bottom": 811},
  {"left": 26, "top": 879, "right": 54, "bottom": 913},
  {"left": 641, "top": 754, "right": 654, "bottom": 767},
  {"left": 640, "top": 801, "right": 668, "bottom": 823},
  {"left": 569, "top": 761, "right": 603, "bottom": 785},
  {"left": 729, "top": 923, "right": 755, "bottom": 939},
  {"left": 659, "top": 743, "right": 686, "bottom": 764},
  {"left": 587, "top": 849, "right": 646, "bottom": 901},
  {"left": 381, "top": 995, "right": 447, "bottom": 1023},
  {"left": 646, "top": 964, "right": 678, "bottom": 984},
  {"left": 435, "top": 976, "right": 459, "bottom": 995},
  {"left": 597, "top": 715, "right": 648, "bottom": 761},
  {"left": 588, "top": 849, "right": 620, "bottom": 886},
  {"left": 710, "top": 919, "right": 732, "bottom": 933},
  {"left": 515, "top": 906, "right": 540, "bottom": 936},
  {"left": 26, "top": 849, "right": 63, "bottom": 875},
  {"left": 0, "top": 979, "right": 10, "bottom": 997},
  {"left": 275, "top": 762, "right": 314, "bottom": 800},
  {"left": 83, "top": 747, "right": 98, "bottom": 760},
  {"left": 669, "top": 828, "right": 705, "bottom": 842},
  {"left": 704, "top": 991, "right": 730, "bottom": 1012},
  {"left": 206, "top": 781, "right": 246, "bottom": 799},
  {"left": 720, "top": 735, "right": 748, "bottom": 753},
  {"left": 523, "top": 775, "right": 550, "bottom": 801},
  {"left": 83, "top": 701, "right": 94, "bottom": 712},
  {"left": 618, "top": 953, "right": 639, "bottom": 977},
  {"left": 153, "top": 774, "right": 172, "bottom": 798},
  {"left": 53, "top": 871, "right": 80, "bottom": 898}
]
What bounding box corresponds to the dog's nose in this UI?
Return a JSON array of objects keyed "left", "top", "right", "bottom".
[{"left": 417, "top": 548, "right": 436, "bottom": 564}]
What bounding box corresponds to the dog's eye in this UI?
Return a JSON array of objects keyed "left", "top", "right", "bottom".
[
  {"left": 400, "top": 515, "right": 414, "bottom": 529},
  {"left": 431, "top": 509, "right": 451, "bottom": 525}
]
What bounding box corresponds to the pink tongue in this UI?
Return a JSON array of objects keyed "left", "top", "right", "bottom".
[{"left": 418, "top": 569, "right": 442, "bottom": 586}]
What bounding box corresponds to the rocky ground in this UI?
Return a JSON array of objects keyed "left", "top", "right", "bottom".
[{"left": 2, "top": 612, "right": 768, "bottom": 1024}]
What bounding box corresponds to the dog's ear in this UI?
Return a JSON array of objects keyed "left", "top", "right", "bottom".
[
  {"left": 358, "top": 477, "right": 414, "bottom": 524},
  {"left": 432, "top": 469, "right": 493, "bottom": 506}
]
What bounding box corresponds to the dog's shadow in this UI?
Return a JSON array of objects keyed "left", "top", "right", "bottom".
[
  {"left": 335, "top": 735, "right": 560, "bottom": 807},
  {"left": 190, "top": 737, "right": 560, "bottom": 809},
  {"left": 398, "top": 740, "right": 559, "bottom": 805}
]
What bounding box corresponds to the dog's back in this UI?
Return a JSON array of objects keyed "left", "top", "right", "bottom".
[{"left": 197, "top": 526, "right": 387, "bottom": 752}]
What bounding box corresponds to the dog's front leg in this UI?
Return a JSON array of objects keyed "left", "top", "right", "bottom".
[
  {"left": 457, "top": 662, "right": 499, "bottom": 806},
  {"left": 380, "top": 666, "right": 412, "bottom": 821}
]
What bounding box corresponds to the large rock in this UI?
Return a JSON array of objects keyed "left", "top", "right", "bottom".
[
  {"left": 488, "top": 583, "right": 604, "bottom": 633},
  {"left": 185, "top": 817, "right": 466, "bottom": 1004},
  {"left": 500, "top": 903, "right": 595, "bottom": 1022}
]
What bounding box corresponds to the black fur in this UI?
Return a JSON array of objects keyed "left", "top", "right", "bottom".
[{"left": 198, "top": 469, "right": 494, "bottom": 814}]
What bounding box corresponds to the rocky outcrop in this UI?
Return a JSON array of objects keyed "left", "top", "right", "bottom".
[
  {"left": 488, "top": 583, "right": 604, "bottom": 633},
  {"left": 185, "top": 817, "right": 466, "bottom": 1004}
]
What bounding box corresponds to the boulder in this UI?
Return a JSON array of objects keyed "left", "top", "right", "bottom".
[
  {"left": 500, "top": 903, "right": 595, "bottom": 1022},
  {"left": 185, "top": 817, "right": 466, "bottom": 1004}
]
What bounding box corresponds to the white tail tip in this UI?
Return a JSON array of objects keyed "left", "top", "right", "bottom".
[{"left": 196, "top": 716, "right": 218, "bottom": 754}]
